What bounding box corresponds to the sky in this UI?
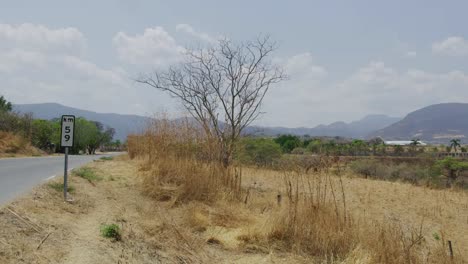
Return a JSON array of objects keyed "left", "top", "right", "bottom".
[{"left": 1, "top": 0, "right": 468, "bottom": 127}]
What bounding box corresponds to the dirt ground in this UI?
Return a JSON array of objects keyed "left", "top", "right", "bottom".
[{"left": 1, "top": 156, "right": 467, "bottom": 263}]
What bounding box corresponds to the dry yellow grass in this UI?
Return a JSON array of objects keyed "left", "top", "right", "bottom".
[
  {"left": 1, "top": 155, "right": 466, "bottom": 263},
  {"left": 125, "top": 118, "right": 467, "bottom": 263},
  {"left": 237, "top": 167, "right": 468, "bottom": 263},
  {"left": 0, "top": 131, "right": 43, "bottom": 157}
]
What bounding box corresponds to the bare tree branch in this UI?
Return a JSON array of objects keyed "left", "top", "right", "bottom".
[{"left": 136, "top": 36, "right": 286, "bottom": 166}]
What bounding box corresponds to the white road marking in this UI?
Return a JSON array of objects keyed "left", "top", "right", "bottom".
[
  {"left": 44, "top": 175, "right": 56, "bottom": 181},
  {"left": 42, "top": 167, "right": 74, "bottom": 181}
]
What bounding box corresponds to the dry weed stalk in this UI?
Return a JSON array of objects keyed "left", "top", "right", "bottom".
[
  {"left": 266, "top": 157, "right": 461, "bottom": 263},
  {"left": 128, "top": 115, "right": 242, "bottom": 203}
]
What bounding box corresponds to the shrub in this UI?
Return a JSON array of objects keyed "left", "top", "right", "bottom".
[
  {"left": 434, "top": 157, "right": 468, "bottom": 187},
  {"left": 73, "top": 167, "right": 101, "bottom": 182},
  {"left": 235, "top": 137, "right": 282, "bottom": 167},
  {"left": 290, "top": 147, "right": 306, "bottom": 155},
  {"left": 349, "top": 159, "right": 380, "bottom": 179},
  {"left": 31, "top": 119, "right": 60, "bottom": 152},
  {"left": 100, "top": 224, "right": 121, "bottom": 241},
  {"left": 274, "top": 135, "right": 302, "bottom": 153},
  {"left": 349, "top": 159, "right": 442, "bottom": 187}
]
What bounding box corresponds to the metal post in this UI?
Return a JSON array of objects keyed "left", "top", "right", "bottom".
[{"left": 64, "top": 147, "right": 69, "bottom": 201}]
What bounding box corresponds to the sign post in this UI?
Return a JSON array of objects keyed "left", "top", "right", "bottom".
[{"left": 60, "top": 115, "right": 75, "bottom": 201}]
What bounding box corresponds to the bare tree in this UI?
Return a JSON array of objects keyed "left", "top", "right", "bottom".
[{"left": 137, "top": 36, "right": 286, "bottom": 167}]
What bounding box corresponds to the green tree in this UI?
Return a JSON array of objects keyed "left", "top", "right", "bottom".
[
  {"left": 306, "top": 139, "right": 323, "bottom": 154},
  {"left": 435, "top": 157, "right": 468, "bottom": 186},
  {"left": 449, "top": 139, "right": 461, "bottom": 152},
  {"left": 350, "top": 139, "right": 368, "bottom": 156},
  {"left": 323, "top": 140, "right": 337, "bottom": 155},
  {"left": 409, "top": 139, "right": 421, "bottom": 156},
  {"left": 31, "top": 119, "right": 60, "bottom": 152},
  {"left": 236, "top": 137, "right": 282, "bottom": 166},
  {"left": 0, "top": 95, "right": 12, "bottom": 112},
  {"left": 274, "top": 135, "right": 302, "bottom": 153},
  {"left": 72, "top": 119, "right": 115, "bottom": 154}
]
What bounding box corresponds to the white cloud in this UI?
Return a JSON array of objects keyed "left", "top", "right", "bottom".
[
  {"left": 432, "top": 36, "right": 468, "bottom": 56},
  {"left": 0, "top": 23, "right": 86, "bottom": 55},
  {"left": 259, "top": 58, "right": 468, "bottom": 127},
  {"left": 0, "top": 23, "right": 175, "bottom": 117},
  {"left": 0, "top": 49, "right": 47, "bottom": 73},
  {"left": 112, "top": 27, "right": 184, "bottom": 66},
  {"left": 260, "top": 53, "right": 329, "bottom": 126},
  {"left": 333, "top": 62, "right": 468, "bottom": 118},
  {"left": 405, "top": 51, "right": 417, "bottom": 58},
  {"left": 3, "top": 23, "right": 468, "bottom": 129},
  {"left": 176, "top": 24, "right": 217, "bottom": 43}
]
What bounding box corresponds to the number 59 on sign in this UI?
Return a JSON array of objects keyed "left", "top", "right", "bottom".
[{"left": 60, "top": 115, "right": 75, "bottom": 147}]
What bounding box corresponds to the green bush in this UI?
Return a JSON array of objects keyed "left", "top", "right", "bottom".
[
  {"left": 274, "top": 135, "right": 302, "bottom": 153},
  {"left": 100, "top": 223, "right": 121, "bottom": 241},
  {"left": 291, "top": 147, "right": 307, "bottom": 155},
  {"left": 235, "top": 137, "right": 282, "bottom": 167},
  {"left": 434, "top": 157, "right": 468, "bottom": 188},
  {"left": 31, "top": 119, "right": 60, "bottom": 152}
]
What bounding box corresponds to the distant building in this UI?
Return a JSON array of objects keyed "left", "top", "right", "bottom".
[{"left": 384, "top": 140, "right": 427, "bottom": 146}]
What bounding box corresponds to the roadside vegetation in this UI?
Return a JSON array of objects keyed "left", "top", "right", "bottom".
[
  {"left": 126, "top": 118, "right": 465, "bottom": 263},
  {"left": 0, "top": 95, "right": 122, "bottom": 156},
  {"left": 73, "top": 167, "right": 102, "bottom": 182}
]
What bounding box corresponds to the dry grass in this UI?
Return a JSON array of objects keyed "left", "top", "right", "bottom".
[
  {"left": 1, "top": 153, "right": 466, "bottom": 263},
  {"left": 130, "top": 116, "right": 242, "bottom": 204},
  {"left": 236, "top": 167, "right": 467, "bottom": 263},
  {"left": 126, "top": 116, "right": 467, "bottom": 263},
  {"left": 0, "top": 131, "right": 43, "bottom": 157}
]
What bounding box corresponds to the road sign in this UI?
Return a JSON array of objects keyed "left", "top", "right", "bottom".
[
  {"left": 60, "top": 115, "right": 75, "bottom": 148},
  {"left": 60, "top": 115, "right": 75, "bottom": 202}
]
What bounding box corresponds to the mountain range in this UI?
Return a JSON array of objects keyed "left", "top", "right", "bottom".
[
  {"left": 246, "top": 114, "right": 401, "bottom": 138},
  {"left": 13, "top": 103, "right": 400, "bottom": 141},
  {"left": 370, "top": 103, "right": 468, "bottom": 142},
  {"left": 13, "top": 102, "right": 468, "bottom": 143}
]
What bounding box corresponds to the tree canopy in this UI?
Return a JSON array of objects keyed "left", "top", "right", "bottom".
[{"left": 0, "top": 95, "right": 13, "bottom": 112}]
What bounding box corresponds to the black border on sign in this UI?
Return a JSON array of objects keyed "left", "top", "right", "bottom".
[{"left": 60, "top": 115, "right": 76, "bottom": 148}]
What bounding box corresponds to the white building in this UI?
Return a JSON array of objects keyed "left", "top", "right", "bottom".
[{"left": 384, "top": 140, "right": 427, "bottom": 146}]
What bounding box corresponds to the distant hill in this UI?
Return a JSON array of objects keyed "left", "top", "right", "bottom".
[
  {"left": 246, "top": 114, "right": 401, "bottom": 138},
  {"left": 14, "top": 103, "right": 150, "bottom": 141},
  {"left": 369, "top": 103, "right": 468, "bottom": 143},
  {"left": 14, "top": 103, "right": 401, "bottom": 141}
]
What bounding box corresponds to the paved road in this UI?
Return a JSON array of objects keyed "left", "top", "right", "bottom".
[{"left": 0, "top": 153, "right": 123, "bottom": 205}]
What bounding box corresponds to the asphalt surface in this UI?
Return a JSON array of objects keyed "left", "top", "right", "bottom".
[{"left": 0, "top": 153, "right": 123, "bottom": 205}]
